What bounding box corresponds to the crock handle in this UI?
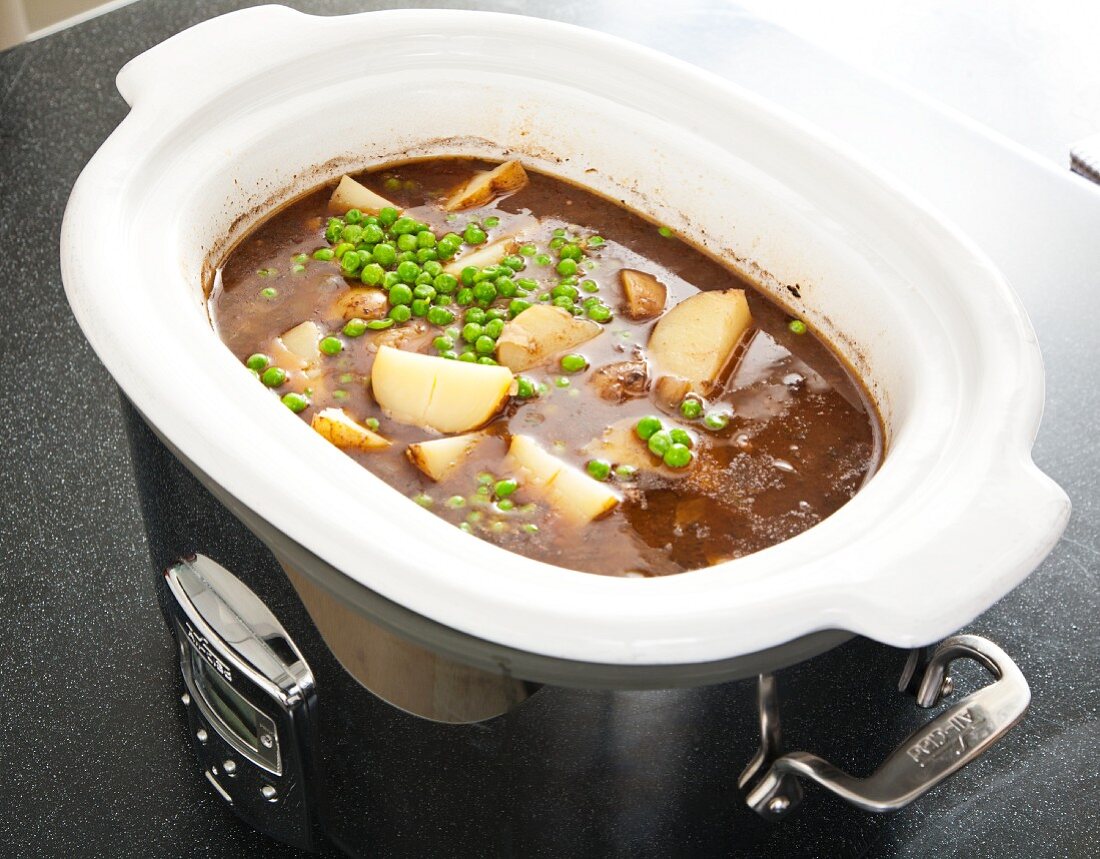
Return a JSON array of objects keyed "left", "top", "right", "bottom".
[
  {"left": 743, "top": 634, "right": 1030, "bottom": 816},
  {"left": 115, "top": 5, "right": 307, "bottom": 107}
]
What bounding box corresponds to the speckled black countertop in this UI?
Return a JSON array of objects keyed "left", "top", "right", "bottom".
[{"left": 1, "top": 2, "right": 1098, "bottom": 857}]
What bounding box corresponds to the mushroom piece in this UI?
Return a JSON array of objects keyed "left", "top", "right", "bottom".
[
  {"left": 618, "top": 269, "right": 667, "bottom": 320},
  {"left": 588, "top": 360, "right": 649, "bottom": 403},
  {"left": 332, "top": 287, "right": 387, "bottom": 322}
]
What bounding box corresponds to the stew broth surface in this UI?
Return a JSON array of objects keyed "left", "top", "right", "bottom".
[{"left": 211, "top": 158, "right": 882, "bottom": 576}]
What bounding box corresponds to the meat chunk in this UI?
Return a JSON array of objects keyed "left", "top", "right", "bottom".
[{"left": 589, "top": 360, "right": 649, "bottom": 403}]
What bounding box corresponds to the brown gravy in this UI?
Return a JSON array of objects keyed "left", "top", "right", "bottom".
[{"left": 210, "top": 158, "right": 882, "bottom": 576}]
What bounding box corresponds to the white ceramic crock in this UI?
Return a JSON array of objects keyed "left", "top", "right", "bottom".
[{"left": 62, "top": 6, "right": 1069, "bottom": 673}]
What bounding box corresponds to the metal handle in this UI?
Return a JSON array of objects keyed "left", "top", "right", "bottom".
[{"left": 744, "top": 634, "right": 1030, "bottom": 816}]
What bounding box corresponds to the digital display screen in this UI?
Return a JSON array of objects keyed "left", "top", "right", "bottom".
[{"left": 190, "top": 647, "right": 260, "bottom": 751}]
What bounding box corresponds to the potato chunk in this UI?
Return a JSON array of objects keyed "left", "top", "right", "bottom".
[
  {"left": 370, "top": 346, "right": 513, "bottom": 433},
  {"left": 442, "top": 235, "right": 517, "bottom": 276},
  {"left": 407, "top": 433, "right": 485, "bottom": 481},
  {"left": 333, "top": 287, "right": 387, "bottom": 322},
  {"left": 279, "top": 321, "right": 323, "bottom": 362},
  {"left": 507, "top": 435, "right": 620, "bottom": 524},
  {"left": 495, "top": 305, "right": 602, "bottom": 372},
  {"left": 648, "top": 289, "right": 753, "bottom": 403},
  {"left": 311, "top": 408, "right": 391, "bottom": 452},
  {"left": 619, "top": 269, "right": 667, "bottom": 320},
  {"left": 328, "top": 174, "right": 399, "bottom": 215},
  {"left": 443, "top": 160, "right": 529, "bottom": 211}
]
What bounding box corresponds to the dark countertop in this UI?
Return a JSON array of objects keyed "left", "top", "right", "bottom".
[{"left": 1, "top": 2, "right": 1098, "bottom": 857}]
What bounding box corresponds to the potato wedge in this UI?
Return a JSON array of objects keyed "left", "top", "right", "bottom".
[
  {"left": 619, "top": 269, "right": 667, "bottom": 320},
  {"left": 495, "top": 305, "right": 602, "bottom": 372},
  {"left": 442, "top": 235, "right": 518, "bottom": 276},
  {"left": 443, "top": 160, "right": 528, "bottom": 212},
  {"left": 507, "top": 435, "right": 620, "bottom": 524},
  {"left": 407, "top": 433, "right": 485, "bottom": 481},
  {"left": 648, "top": 289, "right": 753, "bottom": 403},
  {"left": 328, "top": 174, "right": 399, "bottom": 215},
  {"left": 279, "top": 321, "right": 323, "bottom": 362},
  {"left": 311, "top": 408, "right": 391, "bottom": 452},
  {"left": 370, "top": 346, "right": 513, "bottom": 433},
  {"left": 332, "top": 287, "right": 387, "bottom": 322}
]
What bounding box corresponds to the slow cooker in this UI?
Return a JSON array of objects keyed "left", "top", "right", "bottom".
[{"left": 61, "top": 7, "right": 1070, "bottom": 854}]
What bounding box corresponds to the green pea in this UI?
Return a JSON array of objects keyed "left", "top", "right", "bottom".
[
  {"left": 364, "top": 417, "right": 380, "bottom": 431},
  {"left": 535, "top": 253, "right": 552, "bottom": 266},
  {"left": 556, "top": 258, "right": 578, "bottom": 277},
  {"left": 427, "top": 306, "right": 455, "bottom": 326},
  {"left": 413, "top": 493, "right": 433, "bottom": 508},
  {"left": 680, "top": 398, "right": 703, "bottom": 419},
  {"left": 416, "top": 248, "right": 438, "bottom": 264},
  {"left": 478, "top": 356, "right": 497, "bottom": 366},
  {"left": 587, "top": 235, "right": 605, "bottom": 248},
  {"left": 484, "top": 215, "right": 501, "bottom": 228},
  {"left": 465, "top": 307, "right": 486, "bottom": 325},
  {"left": 669, "top": 428, "right": 693, "bottom": 448},
  {"left": 474, "top": 335, "right": 496, "bottom": 355},
  {"left": 518, "top": 244, "right": 537, "bottom": 256},
  {"left": 446, "top": 495, "right": 466, "bottom": 509},
  {"left": 416, "top": 230, "right": 437, "bottom": 249},
  {"left": 703, "top": 411, "right": 730, "bottom": 431},
  {"left": 484, "top": 318, "right": 504, "bottom": 339},
  {"left": 788, "top": 319, "right": 808, "bottom": 335},
  {"left": 292, "top": 252, "right": 309, "bottom": 263},
  {"left": 440, "top": 350, "right": 458, "bottom": 360},
  {"left": 397, "top": 233, "right": 418, "bottom": 252},
  {"left": 388, "top": 304, "right": 412, "bottom": 323},
  {"left": 472, "top": 282, "right": 497, "bottom": 304},
  {"left": 494, "top": 478, "right": 518, "bottom": 497},
  {"left": 383, "top": 271, "right": 400, "bottom": 288},
  {"left": 551, "top": 283, "right": 578, "bottom": 300},
  {"left": 366, "top": 318, "right": 395, "bottom": 330},
  {"left": 464, "top": 225, "right": 487, "bottom": 245},
  {"left": 332, "top": 242, "right": 355, "bottom": 260},
  {"left": 415, "top": 272, "right": 434, "bottom": 287},
  {"left": 319, "top": 336, "right": 343, "bottom": 356},
  {"left": 663, "top": 443, "right": 692, "bottom": 468},
  {"left": 434, "top": 273, "right": 458, "bottom": 294},
  {"left": 522, "top": 523, "right": 539, "bottom": 534},
  {"left": 496, "top": 277, "right": 517, "bottom": 297},
  {"left": 433, "top": 335, "right": 455, "bottom": 351},
  {"left": 456, "top": 288, "right": 474, "bottom": 306},
  {"left": 281, "top": 392, "right": 310, "bottom": 413},
  {"left": 362, "top": 224, "right": 384, "bottom": 244},
  {"left": 372, "top": 243, "right": 396, "bottom": 266},
  {"left": 509, "top": 299, "right": 532, "bottom": 317},
  {"left": 501, "top": 255, "right": 525, "bottom": 271},
  {"left": 586, "top": 459, "right": 611, "bottom": 481},
  {"left": 647, "top": 430, "right": 673, "bottom": 457},
  {"left": 413, "top": 283, "right": 436, "bottom": 300},
  {"left": 458, "top": 352, "right": 477, "bottom": 363},
  {"left": 360, "top": 263, "right": 385, "bottom": 285},
  {"left": 396, "top": 260, "right": 420, "bottom": 283},
  {"left": 559, "top": 243, "right": 583, "bottom": 261},
  {"left": 423, "top": 260, "right": 444, "bottom": 277},
  {"left": 554, "top": 376, "right": 570, "bottom": 388},
  {"left": 635, "top": 415, "right": 663, "bottom": 440},
  {"left": 587, "top": 304, "right": 612, "bottom": 323},
  {"left": 485, "top": 308, "right": 507, "bottom": 321},
  {"left": 658, "top": 226, "right": 673, "bottom": 238},
  {"left": 497, "top": 498, "right": 515, "bottom": 511},
  {"left": 340, "top": 251, "right": 362, "bottom": 274},
  {"left": 560, "top": 353, "right": 587, "bottom": 373},
  {"left": 515, "top": 377, "right": 536, "bottom": 398},
  {"left": 391, "top": 216, "right": 419, "bottom": 235},
  {"left": 312, "top": 248, "right": 335, "bottom": 261},
  {"left": 261, "top": 367, "right": 287, "bottom": 388},
  {"left": 549, "top": 236, "right": 565, "bottom": 251},
  {"left": 551, "top": 296, "right": 574, "bottom": 310},
  {"left": 341, "top": 224, "right": 364, "bottom": 244},
  {"left": 245, "top": 353, "right": 270, "bottom": 371},
  {"left": 615, "top": 464, "right": 638, "bottom": 480},
  {"left": 342, "top": 319, "right": 367, "bottom": 338},
  {"left": 389, "top": 283, "right": 413, "bottom": 305}
]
